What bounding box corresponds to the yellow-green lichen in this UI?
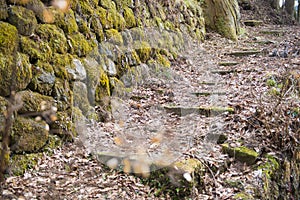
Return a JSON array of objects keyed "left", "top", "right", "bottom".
[
  {"left": 51, "top": 53, "right": 73, "bottom": 79},
  {"left": 123, "top": 7, "right": 136, "bottom": 28},
  {"left": 99, "top": 0, "right": 116, "bottom": 10},
  {"left": 95, "top": 67, "right": 111, "bottom": 103},
  {"left": 90, "top": 16, "right": 105, "bottom": 42},
  {"left": 0, "top": 53, "right": 32, "bottom": 96},
  {"left": 105, "top": 29, "right": 123, "bottom": 45},
  {"left": 68, "top": 33, "right": 93, "bottom": 57},
  {"left": 155, "top": 53, "right": 171, "bottom": 68},
  {"left": 78, "top": 0, "right": 95, "bottom": 15},
  {"left": 36, "top": 24, "right": 68, "bottom": 54},
  {"left": 134, "top": 41, "right": 152, "bottom": 63}
]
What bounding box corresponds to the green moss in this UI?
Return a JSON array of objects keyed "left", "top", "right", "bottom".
[
  {"left": 164, "top": 20, "right": 175, "bottom": 31},
  {"left": 134, "top": 41, "right": 152, "bottom": 63},
  {"left": 0, "top": 21, "right": 18, "bottom": 54},
  {"left": 20, "top": 36, "right": 53, "bottom": 62},
  {"left": 55, "top": 9, "right": 78, "bottom": 34},
  {"left": 10, "top": 153, "right": 42, "bottom": 176},
  {"left": 123, "top": 7, "right": 136, "bottom": 28},
  {"left": 105, "top": 29, "right": 123, "bottom": 45},
  {"left": 222, "top": 144, "right": 258, "bottom": 165},
  {"left": 36, "top": 24, "right": 68, "bottom": 54},
  {"left": 8, "top": 6, "right": 37, "bottom": 36},
  {"left": 68, "top": 33, "right": 93, "bottom": 57}
]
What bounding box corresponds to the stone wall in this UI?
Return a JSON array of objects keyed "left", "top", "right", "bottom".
[{"left": 0, "top": 0, "right": 205, "bottom": 175}]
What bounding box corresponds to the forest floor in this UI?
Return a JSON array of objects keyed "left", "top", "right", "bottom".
[{"left": 2, "top": 11, "right": 300, "bottom": 200}]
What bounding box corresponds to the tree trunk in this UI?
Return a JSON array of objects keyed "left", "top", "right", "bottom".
[
  {"left": 297, "top": 0, "right": 300, "bottom": 22},
  {"left": 285, "top": 0, "right": 295, "bottom": 17},
  {"left": 271, "top": 0, "right": 281, "bottom": 9},
  {"left": 203, "top": 0, "right": 241, "bottom": 41}
]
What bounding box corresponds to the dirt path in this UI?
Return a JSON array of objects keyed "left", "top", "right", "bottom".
[{"left": 2, "top": 24, "right": 300, "bottom": 199}]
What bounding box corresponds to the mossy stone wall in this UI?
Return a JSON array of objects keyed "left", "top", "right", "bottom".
[{"left": 0, "top": 0, "right": 205, "bottom": 175}]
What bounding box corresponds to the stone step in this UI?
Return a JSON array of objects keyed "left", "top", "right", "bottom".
[{"left": 163, "top": 105, "right": 234, "bottom": 117}]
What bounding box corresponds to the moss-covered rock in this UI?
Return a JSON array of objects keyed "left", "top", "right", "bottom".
[
  {"left": 123, "top": 7, "right": 136, "bottom": 28},
  {"left": 130, "top": 27, "right": 145, "bottom": 41},
  {"left": 99, "top": 0, "right": 116, "bottom": 9},
  {"left": 0, "top": 0, "right": 8, "bottom": 20},
  {"left": 51, "top": 53, "right": 73, "bottom": 80},
  {"left": 0, "top": 22, "right": 19, "bottom": 55},
  {"left": 52, "top": 78, "right": 73, "bottom": 111},
  {"left": 10, "top": 117, "right": 49, "bottom": 153},
  {"left": 90, "top": 15, "right": 105, "bottom": 42},
  {"left": 155, "top": 53, "right": 171, "bottom": 67},
  {"left": 222, "top": 144, "right": 258, "bottom": 165},
  {"left": 68, "top": 33, "right": 93, "bottom": 57},
  {"left": 55, "top": 9, "right": 78, "bottom": 34},
  {"left": 20, "top": 36, "right": 53, "bottom": 62},
  {"left": 8, "top": 6, "right": 38, "bottom": 36},
  {"left": 10, "top": 153, "right": 42, "bottom": 176},
  {"left": 17, "top": 90, "right": 55, "bottom": 114},
  {"left": 75, "top": 14, "right": 91, "bottom": 36},
  {"left": 257, "top": 154, "right": 280, "bottom": 199},
  {"left": 105, "top": 29, "right": 123, "bottom": 45},
  {"left": 83, "top": 57, "right": 101, "bottom": 104},
  {"left": 73, "top": 81, "right": 92, "bottom": 115},
  {"left": 78, "top": 0, "right": 95, "bottom": 15},
  {"left": 36, "top": 24, "right": 68, "bottom": 54},
  {"left": 0, "top": 53, "right": 32, "bottom": 96},
  {"left": 95, "top": 67, "right": 111, "bottom": 103},
  {"left": 28, "top": 61, "right": 55, "bottom": 96},
  {"left": 134, "top": 41, "right": 152, "bottom": 63},
  {"left": 25, "top": 0, "right": 52, "bottom": 23}
]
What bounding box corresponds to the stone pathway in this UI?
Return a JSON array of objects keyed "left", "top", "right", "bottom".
[{"left": 2, "top": 24, "right": 300, "bottom": 199}]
